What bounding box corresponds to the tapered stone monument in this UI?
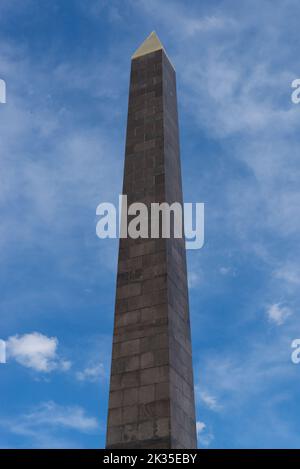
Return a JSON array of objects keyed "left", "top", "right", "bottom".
[{"left": 106, "top": 32, "right": 197, "bottom": 449}]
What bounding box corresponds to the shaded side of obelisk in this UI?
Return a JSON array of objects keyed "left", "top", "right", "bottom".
[{"left": 105, "top": 32, "right": 197, "bottom": 449}]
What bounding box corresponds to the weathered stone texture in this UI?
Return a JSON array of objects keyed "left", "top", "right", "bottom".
[{"left": 106, "top": 43, "right": 197, "bottom": 449}]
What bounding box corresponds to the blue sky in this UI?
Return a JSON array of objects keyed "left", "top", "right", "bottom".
[{"left": 0, "top": 0, "right": 300, "bottom": 449}]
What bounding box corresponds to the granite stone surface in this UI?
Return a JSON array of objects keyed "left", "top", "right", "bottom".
[{"left": 106, "top": 45, "right": 197, "bottom": 449}]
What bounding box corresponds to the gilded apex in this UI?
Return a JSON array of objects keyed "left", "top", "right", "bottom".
[{"left": 132, "top": 31, "right": 164, "bottom": 59}]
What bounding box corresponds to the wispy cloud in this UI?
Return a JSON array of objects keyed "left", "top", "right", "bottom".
[
  {"left": 188, "top": 270, "right": 202, "bottom": 289},
  {"left": 0, "top": 34, "right": 123, "bottom": 334},
  {"left": 196, "top": 388, "right": 222, "bottom": 412},
  {"left": 0, "top": 0, "right": 31, "bottom": 17},
  {"left": 0, "top": 401, "right": 99, "bottom": 448},
  {"left": 266, "top": 303, "right": 293, "bottom": 326},
  {"left": 76, "top": 363, "right": 105, "bottom": 383},
  {"left": 273, "top": 264, "right": 300, "bottom": 287},
  {"left": 219, "top": 266, "right": 234, "bottom": 276},
  {"left": 136, "top": 0, "right": 236, "bottom": 38}
]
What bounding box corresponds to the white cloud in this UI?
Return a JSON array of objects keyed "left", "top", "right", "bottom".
[
  {"left": 76, "top": 363, "right": 105, "bottom": 382},
  {"left": 266, "top": 303, "right": 293, "bottom": 326},
  {"left": 196, "top": 421, "right": 214, "bottom": 447},
  {"left": 188, "top": 271, "right": 202, "bottom": 289},
  {"left": 0, "top": 340, "right": 6, "bottom": 363},
  {"left": 196, "top": 421, "right": 206, "bottom": 434},
  {"left": 196, "top": 388, "right": 221, "bottom": 411},
  {"left": 6, "top": 332, "right": 71, "bottom": 372}
]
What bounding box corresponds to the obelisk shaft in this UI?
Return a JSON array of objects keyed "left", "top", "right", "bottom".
[{"left": 106, "top": 33, "right": 197, "bottom": 449}]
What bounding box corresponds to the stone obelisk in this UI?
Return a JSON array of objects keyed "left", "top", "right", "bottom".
[{"left": 106, "top": 32, "right": 197, "bottom": 449}]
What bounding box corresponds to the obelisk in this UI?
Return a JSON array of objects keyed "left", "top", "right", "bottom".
[{"left": 106, "top": 32, "right": 197, "bottom": 449}]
